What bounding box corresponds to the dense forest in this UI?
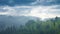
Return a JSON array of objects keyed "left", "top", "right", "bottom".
[{"left": 0, "top": 17, "right": 60, "bottom": 34}]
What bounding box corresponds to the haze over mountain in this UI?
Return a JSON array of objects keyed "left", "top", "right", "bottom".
[
  {"left": 0, "top": 15, "right": 41, "bottom": 31},
  {"left": 0, "top": 0, "right": 60, "bottom": 33}
]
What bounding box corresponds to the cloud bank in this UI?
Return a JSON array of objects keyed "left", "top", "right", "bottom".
[{"left": 0, "top": 5, "right": 60, "bottom": 19}]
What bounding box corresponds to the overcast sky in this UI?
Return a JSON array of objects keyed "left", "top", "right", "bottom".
[{"left": 0, "top": 0, "right": 60, "bottom": 19}]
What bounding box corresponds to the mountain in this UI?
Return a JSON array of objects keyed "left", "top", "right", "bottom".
[{"left": 0, "top": 15, "right": 40, "bottom": 31}]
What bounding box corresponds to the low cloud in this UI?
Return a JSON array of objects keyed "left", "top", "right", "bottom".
[{"left": 0, "top": 5, "right": 60, "bottom": 19}]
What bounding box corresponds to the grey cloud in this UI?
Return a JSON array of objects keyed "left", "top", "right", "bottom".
[
  {"left": 31, "top": 0, "right": 60, "bottom": 6},
  {"left": 48, "top": 6, "right": 60, "bottom": 15},
  {"left": 0, "top": 6, "right": 32, "bottom": 16}
]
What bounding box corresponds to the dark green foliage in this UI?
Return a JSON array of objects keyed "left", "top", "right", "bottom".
[{"left": 0, "top": 17, "right": 60, "bottom": 34}]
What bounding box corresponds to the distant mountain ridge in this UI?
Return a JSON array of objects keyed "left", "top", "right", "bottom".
[{"left": 0, "top": 15, "right": 40, "bottom": 31}]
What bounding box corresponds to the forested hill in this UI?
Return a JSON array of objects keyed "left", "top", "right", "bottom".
[
  {"left": 0, "top": 15, "right": 40, "bottom": 31},
  {"left": 0, "top": 16, "right": 60, "bottom": 34}
]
